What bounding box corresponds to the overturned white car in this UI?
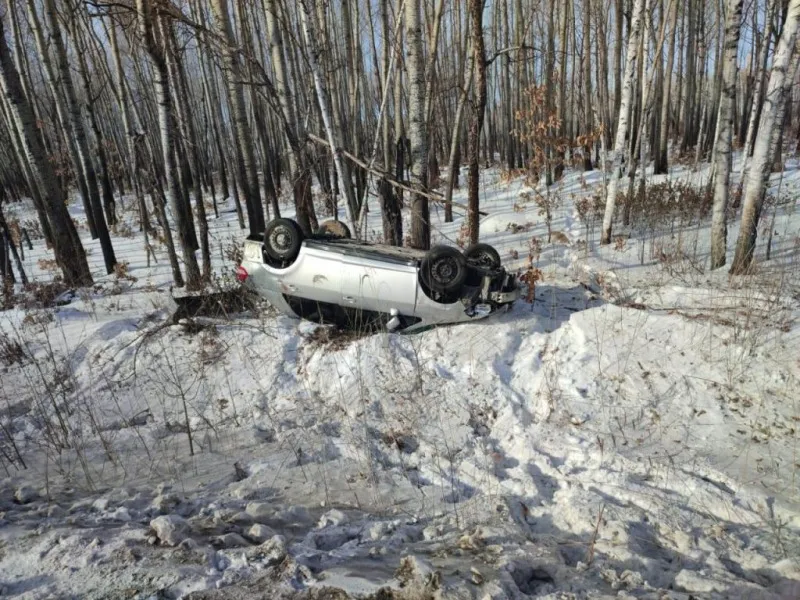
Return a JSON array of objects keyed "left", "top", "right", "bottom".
[{"left": 236, "top": 218, "right": 520, "bottom": 332}]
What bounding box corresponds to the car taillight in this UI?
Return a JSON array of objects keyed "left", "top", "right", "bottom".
[{"left": 235, "top": 266, "right": 248, "bottom": 282}]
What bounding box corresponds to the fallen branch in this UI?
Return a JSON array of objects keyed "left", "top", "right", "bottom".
[
  {"left": 307, "top": 133, "right": 488, "bottom": 216},
  {"left": 585, "top": 503, "right": 606, "bottom": 565}
]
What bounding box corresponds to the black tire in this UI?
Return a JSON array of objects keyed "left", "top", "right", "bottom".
[
  {"left": 264, "top": 218, "right": 304, "bottom": 263},
  {"left": 317, "top": 219, "right": 352, "bottom": 239},
  {"left": 464, "top": 242, "right": 501, "bottom": 269},
  {"left": 420, "top": 245, "right": 468, "bottom": 295}
]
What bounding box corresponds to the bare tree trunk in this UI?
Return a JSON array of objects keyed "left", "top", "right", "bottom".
[
  {"left": 737, "top": 0, "right": 777, "bottom": 202},
  {"left": 423, "top": 0, "right": 446, "bottom": 126},
  {"left": 165, "top": 21, "right": 211, "bottom": 280},
  {"left": 514, "top": 0, "right": 526, "bottom": 167},
  {"left": 381, "top": 0, "right": 393, "bottom": 173},
  {"left": 0, "top": 15, "right": 92, "bottom": 286},
  {"left": 379, "top": 0, "right": 403, "bottom": 243},
  {"left": 20, "top": 0, "right": 99, "bottom": 242},
  {"left": 69, "top": 14, "right": 118, "bottom": 231},
  {"left": 613, "top": 0, "right": 623, "bottom": 131},
  {"left": 41, "top": 0, "right": 116, "bottom": 275},
  {"left": 393, "top": 0, "right": 406, "bottom": 212},
  {"left": 681, "top": 0, "right": 697, "bottom": 150},
  {"left": 654, "top": 0, "right": 679, "bottom": 174},
  {"left": 264, "top": 0, "right": 315, "bottom": 235},
  {"left": 445, "top": 42, "right": 474, "bottom": 225},
  {"left": 502, "top": 0, "right": 516, "bottom": 170},
  {"left": 730, "top": 0, "right": 800, "bottom": 274},
  {"left": 137, "top": 0, "right": 200, "bottom": 289},
  {"left": 467, "top": 0, "right": 487, "bottom": 245},
  {"left": 298, "top": 0, "right": 358, "bottom": 233},
  {"left": 211, "top": 0, "right": 264, "bottom": 236},
  {"left": 0, "top": 69, "right": 54, "bottom": 248},
  {"left": 601, "top": 0, "right": 646, "bottom": 245},
  {"left": 710, "top": 0, "right": 744, "bottom": 270},
  {"left": 406, "top": 0, "right": 430, "bottom": 250},
  {"left": 582, "top": 0, "right": 594, "bottom": 171}
]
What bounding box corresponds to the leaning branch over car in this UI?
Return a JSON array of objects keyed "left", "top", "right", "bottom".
[{"left": 307, "top": 133, "right": 488, "bottom": 217}]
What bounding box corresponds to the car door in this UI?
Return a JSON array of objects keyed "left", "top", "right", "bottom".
[
  {"left": 276, "top": 242, "right": 343, "bottom": 305},
  {"left": 340, "top": 249, "right": 418, "bottom": 316}
]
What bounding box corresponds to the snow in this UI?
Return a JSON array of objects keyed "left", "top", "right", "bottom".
[{"left": 1, "top": 154, "right": 799, "bottom": 599}]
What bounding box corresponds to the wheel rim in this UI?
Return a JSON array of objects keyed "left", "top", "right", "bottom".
[
  {"left": 470, "top": 250, "right": 495, "bottom": 268},
  {"left": 270, "top": 226, "right": 292, "bottom": 254},
  {"left": 431, "top": 257, "right": 457, "bottom": 284}
]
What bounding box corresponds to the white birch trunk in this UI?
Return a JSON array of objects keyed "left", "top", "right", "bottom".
[
  {"left": 601, "top": 0, "right": 646, "bottom": 245},
  {"left": 211, "top": 0, "right": 264, "bottom": 236},
  {"left": 739, "top": 0, "right": 776, "bottom": 188},
  {"left": 730, "top": 0, "right": 800, "bottom": 273},
  {"left": 298, "top": 0, "right": 358, "bottom": 233},
  {"left": 709, "top": 0, "right": 743, "bottom": 270},
  {"left": 136, "top": 0, "right": 201, "bottom": 289},
  {"left": 406, "top": 0, "right": 430, "bottom": 249}
]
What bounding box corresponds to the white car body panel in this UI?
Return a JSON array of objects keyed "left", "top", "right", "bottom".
[{"left": 239, "top": 235, "right": 519, "bottom": 332}]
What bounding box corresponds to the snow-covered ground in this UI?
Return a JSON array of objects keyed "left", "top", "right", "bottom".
[{"left": 1, "top": 156, "right": 799, "bottom": 599}]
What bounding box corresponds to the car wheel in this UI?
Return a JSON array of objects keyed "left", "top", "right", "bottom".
[
  {"left": 464, "top": 243, "right": 501, "bottom": 269},
  {"left": 420, "top": 245, "right": 468, "bottom": 295},
  {"left": 317, "top": 219, "right": 352, "bottom": 239},
  {"left": 264, "top": 218, "right": 304, "bottom": 263}
]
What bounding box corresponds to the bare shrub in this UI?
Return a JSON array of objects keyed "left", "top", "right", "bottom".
[
  {"left": 506, "top": 221, "right": 535, "bottom": 235},
  {"left": 0, "top": 332, "right": 26, "bottom": 366},
  {"left": 618, "top": 180, "right": 712, "bottom": 236},
  {"left": 21, "top": 219, "right": 43, "bottom": 241},
  {"left": 115, "top": 220, "right": 135, "bottom": 238},
  {"left": 19, "top": 280, "right": 69, "bottom": 309},
  {"left": 222, "top": 236, "right": 244, "bottom": 265}
]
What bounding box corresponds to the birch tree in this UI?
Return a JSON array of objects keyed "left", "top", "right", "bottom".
[
  {"left": 137, "top": 0, "right": 201, "bottom": 289},
  {"left": 581, "top": 0, "right": 594, "bottom": 171},
  {"left": 406, "top": 0, "right": 430, "bottom": 250},
  {"left": 0, "top": 13, "right": 92, "bottom": 286},
  {"left": 263, "top": 0, "right": 316, "bottom": 235},
  {"left": 730, "top": 0, "right": 800, "bottom": 274},
  {"left": 601, "top": 0, "right": 646, "bottom": 245},
  {"left": 35, "top": 0, "right": 118, "bottom": 275},
  {"left": 211, "top": 0, "right": 265, "bottom": 236},
  {"left": 654, "top": 0, "right": 679, "bottom": 174},
  {"left": 709, "top": 0, "right": 744, "bottom": 270},
  {"left": 298, "top": 0, "right": 358, "bottom": 233}
]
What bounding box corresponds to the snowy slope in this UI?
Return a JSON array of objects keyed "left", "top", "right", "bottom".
[{"left": 0, "top": 157, "right": 799, "bottom": 599}]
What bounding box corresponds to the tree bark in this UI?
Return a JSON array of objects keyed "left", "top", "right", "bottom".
[
  {"left": 601, "top": 0, "right": 646, "bottom": 245},
  {"left": 582, "top": 0, "right": 594, "bottom": 171},
  {"left": 467, "top": 0, "right": 488, "bottom": 245},
  {"left": 710, "top": 0, "right": 744, "bottom": 270},
  {"left": 0, "top": 14, "right": 92, "bottom": 286},
  {"left": 737, "top": 0, "right": 777, "bottom": 201},
  {"left": 137, "top": 0, "right": 201, "bottom": 289},
  {"left": 264, "top": 0, "right": 315, "bottom": 235},
  {"left": 211, "top": 0, "right": 265, "bottom": 237},
  {"left": 445, "top": 43, "right": 474, "bottom": 226},
  {"left": 406, "top": 0, "right": 430, "bottom": 250},
  {"left": 22, "top": 0, "right": 99, "bottom": 242},
  {"left": 655, "top": 0, "right": 679, "bottom": 174},
  {"left": 730, "top": 0, "right": 800, "bottom": 274},
  {"left": 298, "top": 0, "right": 358, "bottom": 234}
]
